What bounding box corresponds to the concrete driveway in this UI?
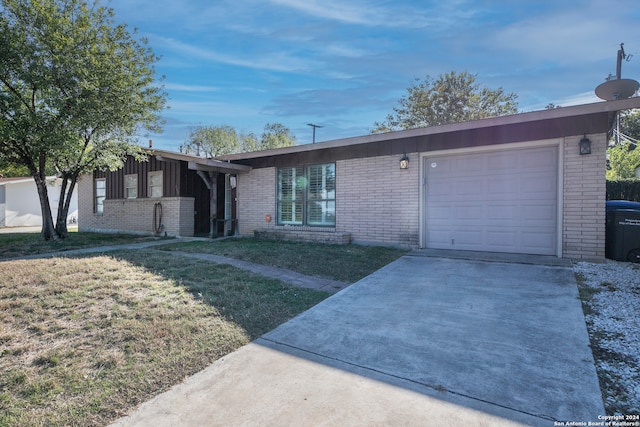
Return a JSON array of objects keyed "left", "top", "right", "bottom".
[{"left": 111, "top": 255, "right": 604, "bottom": 427}]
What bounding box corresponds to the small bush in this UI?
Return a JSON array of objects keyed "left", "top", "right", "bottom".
[{"left": 607, "top": 179, "right": 640, "bottom": 201}]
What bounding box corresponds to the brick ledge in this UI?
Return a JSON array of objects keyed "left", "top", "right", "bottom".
[{"left": 254, "top": 229, "right": 351, "bottom": 245}]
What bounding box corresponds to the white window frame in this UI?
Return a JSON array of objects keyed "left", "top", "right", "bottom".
[
  {"left": 95, "top": 178, "right": 106, "bottom": 213},
  {"left": 125, "top": 174, "right": 138, "bottom": 199},
  {"left": 277, "top": 163, "right": 336, "bottom": 227},
  {"left": 148, "top": 171, "right": 163, "bottom": 198}
]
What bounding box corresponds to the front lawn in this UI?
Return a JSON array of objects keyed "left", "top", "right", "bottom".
[
  {"left": 0, "top": 231, "right": 168, "bottom": 259},
  {"left": 0, "top": 250, "right": 328, "bottom": 426},
  {"left": 160, "top": 238, "right": 408, "bottom": 283}
]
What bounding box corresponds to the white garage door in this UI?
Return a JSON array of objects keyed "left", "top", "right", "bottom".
[{"left": 424, "top": 146, "right": 558, "bottom": 255}]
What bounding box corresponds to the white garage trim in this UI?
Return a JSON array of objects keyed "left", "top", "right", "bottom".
[{"left": 419, "top": 139, "right": 563, "bottom": 256}]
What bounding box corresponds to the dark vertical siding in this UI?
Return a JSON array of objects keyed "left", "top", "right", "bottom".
[
  {"left": 93, "top": 154, "right": 216, "bottom": 235},
  {"left": 96, "top": 155, "right": 183, "bottom": 200}
]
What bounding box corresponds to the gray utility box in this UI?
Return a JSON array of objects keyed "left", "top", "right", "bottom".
[{"left": 605, "top": 209, "right": 640, "bottom": 263}]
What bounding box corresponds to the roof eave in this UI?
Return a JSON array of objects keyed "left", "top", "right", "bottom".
[{"left": 216, "top": 98, "right": 640, "bottom": 161}]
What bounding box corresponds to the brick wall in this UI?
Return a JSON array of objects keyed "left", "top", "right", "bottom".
[
  {"left": 562, "top": 134, "right": 607, "bottom": 260},
  {"left": 337, "top": 154, "right": 420, "bottom": 247},
  {"left": 78, "top": 174, "right": 195, "bottom": 237},
  {"left": 237, "top": 168, "right": 276, "bottom": 235},
  {"left": 236, "top": 154, "right": 420, "bottom": 248}
]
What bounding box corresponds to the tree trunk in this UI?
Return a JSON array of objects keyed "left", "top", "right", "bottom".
[
  {"left": 54, "top": 175, "right": 76, "bottom": 239},
  {"left": 33, "top": 174, "right": 57, "bottom": 241}
]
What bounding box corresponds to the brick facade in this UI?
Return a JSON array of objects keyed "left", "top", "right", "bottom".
[
  {"left": 562, "top": 134, "right": 607, "bottom": 260},
  {"left": 77, "top": 100, "right": 633, "bottom": 259},
  {"left": 77, "top": 174, "right": 195, "bottom": 237},
  {"left": 236, "top": 136, "right": 607, "bottom": 258},
  {"left": 336, "top": 154, "right": 420, "bottom": 246},
  {"left": 236, "top": 168, "right": 275, "bottom": 235},
  {"left": 236, "top": 154, "right": 421, "bottom": 248}
]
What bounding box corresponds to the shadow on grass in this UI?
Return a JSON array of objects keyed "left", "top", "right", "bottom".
[
  {"left": 0, "top": 249, "right": 329, "bottom": 427},
  {"left": 104, "top": 249, "right": 330, "bottom": 341},
  {"left": 0, "top": 232, "right": 171, "bottom": 259}
]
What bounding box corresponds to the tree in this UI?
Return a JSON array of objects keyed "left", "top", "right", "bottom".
[
  {"left": 180, "top": 125, "right": 239, "bottom": 157},
  {"left": 0, "top": 0, "right": 166, "bottom": 240},
  {"left": 372, "top": 71, "right": 518, "bottom": 133},
  {"left": 607, "top": 110, "right": 640, "bottom": 180},
  {"left": 0, "top": 155, "right": 30, "bottom": 177},
  {"left": 180, "top": 123, "right": 296, "bottom": 155},
  {"left": 260, "top": 123, "right": 296, "bottom": 150},
  {"left": 240, "top": 132, "right": 259, "bottom": 153}
]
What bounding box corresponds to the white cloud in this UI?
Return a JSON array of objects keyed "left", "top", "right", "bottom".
[
  {"left": 269, "top": 0, "right": 476, "bottom": 29},
  {"left": 164, "top": 83, "right": 220, "bottom": 92},
  {"left": 554, "top": 91, "right": 602, "bottom": 107},
  {"left": 154, "top": 36, "right": 320, "bottom": 73}
]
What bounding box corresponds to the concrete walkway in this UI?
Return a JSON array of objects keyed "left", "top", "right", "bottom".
[
  {"left": 166, "top": 250, "right": 349, "bottom": 293},
  {"left": 110, "top": 255, "right": 604, "bottom": 427}
]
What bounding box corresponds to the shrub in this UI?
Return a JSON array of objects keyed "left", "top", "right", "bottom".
[{"left": 607, "top": 179, "right": 640, "bottom": 201}]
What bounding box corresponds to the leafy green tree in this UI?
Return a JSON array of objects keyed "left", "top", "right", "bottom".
[
  {"left": 0, "top": 154, "right": 29, "bottom": 177},
  {"left": 260, "top": 123, "right": 296, "bottom": 150},
  {"left": 372, "top": 71, "right": 518, "bottom": 133},
  {"left": 0, "top": 0, "right": 166, "bottom": 239},
  {"left": 607, "top": 110, "right": 640, "bottom": 180},
  {"left": 240, "top": 132, "right": 259, "bottom": 153},
  {"left": 180, "top": 125, "right": 240, "bottom": 156}
]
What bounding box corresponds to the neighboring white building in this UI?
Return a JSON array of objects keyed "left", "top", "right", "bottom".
[{"left": 0, "top": 177, "right": 78, "bottom": 228}]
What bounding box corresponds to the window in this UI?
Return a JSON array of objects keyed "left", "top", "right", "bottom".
[
  {"left": 277, "top": 163, "right": 335, "bottom": 226},
  {"left": 95, "top": 178, "right": 105, "bottom": 213},
  {"left": 148, "top": 171, "right": 163, "bottom": 198},
  {"left": 125, "top": 174, "right": 138, "bottom": 199}
]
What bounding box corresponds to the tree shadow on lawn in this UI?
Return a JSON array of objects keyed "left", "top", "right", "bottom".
[
  {"left": 105, "top": 249, "right": 330, "bottom": 341},
  {"left": 0, "top": 250, "right": 329, "bottom": 427}
]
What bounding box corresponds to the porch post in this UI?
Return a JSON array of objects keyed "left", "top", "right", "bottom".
[{"left": 197, "top": 170, "right": 217, "bottom": 238}]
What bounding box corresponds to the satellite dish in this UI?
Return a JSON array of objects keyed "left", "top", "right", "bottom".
[
  {"left": 595, "top": 78, "right": 639, "bottom": 100},
  {"left": 595, "top": 43, "right": 639, "bottom": 100}
]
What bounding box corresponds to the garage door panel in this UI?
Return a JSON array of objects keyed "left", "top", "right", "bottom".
[
  {"left": 521, "top": 174, "right": 556, "bottom": 194},
  {"left": 427, "top": 229, "right": 455, "bottom": 246},
  {"left": 428, "top": 180, "right": 453, "bottom": 198},
  {"left": 454, "top": 205, "right": 483, "bottom": 220},
  {"left": 455, "top": 179, "right": 484, "bottom": 197},
  {"left": 488, "top": 151, "right": 521, "bottom": 171},
  {"left": 521, "top": 203, "right": 555, "bottom": 221},
  {"left": 454, "top": 228, "right": 484, "bottom": 247},
  {"left": 522, "top": 150, "right": 557, "bottom": 170},
  {"left": 486, "top": 230, "right": 518, "bottom": 249},
  {"left": 521, "top": 231, "right": 556, "bottom": 251},
  {"left": 452, "top": 155, "right": 485, "bottom": 173},
  {"left": 486, "top": 205, "right": 517, "bottom": 220},
  {"left": 428, "top": 205, "right": 453, "bottom": 220},
  {"left": 487, "top": 178, "right": 520, "bottom": 196},
  {"left": 425, "top": 146, "right": 558, "bottom": 256}
]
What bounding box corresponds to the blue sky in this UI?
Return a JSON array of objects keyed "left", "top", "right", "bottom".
[{"left": 109, "top": 0, "right": 640, "bottom": 150}]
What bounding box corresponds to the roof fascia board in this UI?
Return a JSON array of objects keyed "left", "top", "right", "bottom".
[
  {"left": 151, "top": 149, "right": 251, "bottom": 173},
  {"left": 217, "top": 98, "right": 640, "bottom": 161}
]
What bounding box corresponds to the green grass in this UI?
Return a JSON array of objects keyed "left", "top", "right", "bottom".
[
  {"left": 0, "top": 251, "right": 328, "bottom": 427},
  {"left": 0, "top": 234, "right": 406, "bottom": 425},
  {"left": 160, "top": 238, "right": 408, "bottom": 283},
  {"left": 0, "top": 231, "right": 169, "bottom": 259}
]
